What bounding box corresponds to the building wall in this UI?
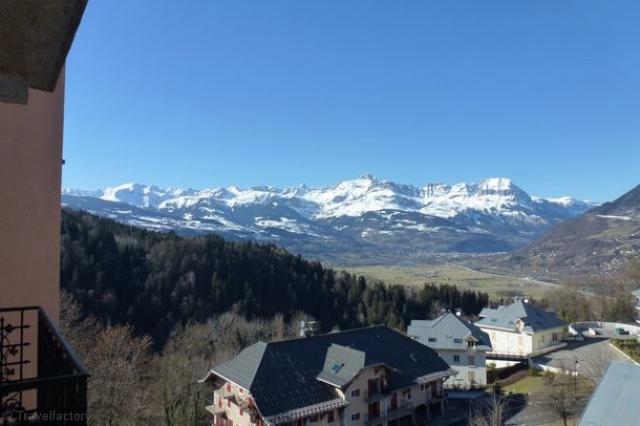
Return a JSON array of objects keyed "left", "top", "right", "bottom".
[
  {"left": 212, "top": 380, "right": 258, "bottom": 426},
  {"left": 341, "top": 366, "right": 441, "bottom": 425},
  {"left": 0, "top": 73, "right": 65, "bottom": 322},
  {"left": 481, "top": 326, "right": 565, "bottom": 356},
  {"left": 482, "top": 328, "right": 533, "bottom": 356},
  {"left": 531, "top": 326, "right": 565, "bottom": 353},
  {"left": 437, "top": 349, "right": 487, "bottom": 388}
]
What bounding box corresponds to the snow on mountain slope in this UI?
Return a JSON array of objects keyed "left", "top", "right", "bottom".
[{"left": 62, "top": 175, "right": 595, "bottom": 263}]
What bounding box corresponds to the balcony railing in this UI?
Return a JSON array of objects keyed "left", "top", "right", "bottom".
[
  {"left": 364, "top": 382, "right": 389, "bottom": 402},
  {"left": 365, "top": 402, "right": 414, "bottom": 426},
  {"left": 0, "top": 306, "right": 88, "bottom": 425}
]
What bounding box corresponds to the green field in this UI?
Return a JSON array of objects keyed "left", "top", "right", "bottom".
[{"left": 341, "top": 264, "right": 557, "bottom": 299}]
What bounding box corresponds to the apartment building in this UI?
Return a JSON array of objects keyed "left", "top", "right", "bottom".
[
  {"left": 201, "top": 325, "right": 455, "bottom": 426},
  {"left": 408, "top": 313, "right": 492, "bottom": 388}
]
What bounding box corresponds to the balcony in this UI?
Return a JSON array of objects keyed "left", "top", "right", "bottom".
[
  {"left": 0, "top": 306, "right": 88, "bottom": 425},
  {"left": 364, "top": 381, "right": 389, "bottom": 402},
  {"left": 365, "top": 402, "right": 414, "bottom": 425}
]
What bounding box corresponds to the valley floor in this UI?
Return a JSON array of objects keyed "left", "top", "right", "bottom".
[{"left": 341, "top": 263, "right": 557, "bottom": 299}]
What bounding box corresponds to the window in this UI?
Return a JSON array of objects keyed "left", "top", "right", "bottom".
[
  {"left": 309, "top": 415, "right": 319, "bottom": 422},
  {"left": 327, "top": 411, "right": 335, "bottom": 423},
  {"left": 454, "top": 338, "right": 463, "bottom": 344},
  {"left": 402, "top": 388, "right": 412, "bottom": 399},
  {"left": 468, "top": 371, "right": 476, "bottom": 382},
  {"left": 453, "top": 355, "right": 460, "bottom": 363},
  {"left": 420, "top": 384, "right": 425, "bottom": 391},
  {"left": 467, "top": 340, "right": 476, "bottom": 348},
  {"left": 367, "top": 378, "right": 380, "bottom": 397},
  {"left": 368, "top": 402, "right": 380, "bottom": 419},
  {"left": 351, "top": 413, "right": 360, "bottom": 421},
  {"left": 351, "top": 389, "right": 360, "bottom": 397},
  {"left": 428, "top": 337, "right": 437, "bottom": 342},
  {"left": 552, "top": 332, "right": 558, "bottom": 341},
  {"left": 468, "top": 355, "right": 475, "bottom": 366}
]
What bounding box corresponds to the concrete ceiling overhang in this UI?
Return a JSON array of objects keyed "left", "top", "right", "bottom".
[{"left": 0, "top": 0, "right": 88, "bottom": 104}]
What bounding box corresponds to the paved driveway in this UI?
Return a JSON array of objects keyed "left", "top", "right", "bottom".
[
  {"left": 532, "top": 337, "right": 632, "bottom": 380},
  {"left": 505, "top": 337, "right": 633, "bottom": 425}
]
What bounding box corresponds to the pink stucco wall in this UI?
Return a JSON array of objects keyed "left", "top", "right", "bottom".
[{"left": 0, "top": 71, "right": 65, "bottom": 322}]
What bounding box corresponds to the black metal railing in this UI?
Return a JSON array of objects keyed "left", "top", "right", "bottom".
[
  {"left": 0, "top": 306, "right": 88, "bottom": 425},
  {"left": 365, "top": 402, "right": 414, "bottom": 426}
]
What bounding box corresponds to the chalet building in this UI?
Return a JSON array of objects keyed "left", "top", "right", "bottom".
[
  {"left": 475, "top": 299, "right": 567, "bottom": 358},
  {"left": 201, "top": 325, "right": 455, "bottom": 426},
  {"left": 407, "top": 313, "right": 492, "bottom": 388}
]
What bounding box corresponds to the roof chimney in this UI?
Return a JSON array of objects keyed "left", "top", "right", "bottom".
[{"left": 299, "top": 320, "right": 320, "bottom": 338}]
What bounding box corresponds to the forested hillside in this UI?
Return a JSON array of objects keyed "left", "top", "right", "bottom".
[{"left": 60, "top": 209, "right": 489, "bottom": 346}]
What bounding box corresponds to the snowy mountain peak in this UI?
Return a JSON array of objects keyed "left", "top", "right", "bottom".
[
  {"left": 64, "top": 176, "right": 594, "bottom": 219},
  {"left": 61, "top": 176, "right": 596, "bottom": 260},
  {"left": 478, "top": 177, "right": 514, "bottom": 191}
]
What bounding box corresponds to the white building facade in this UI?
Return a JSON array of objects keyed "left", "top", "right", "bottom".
[
  {"left": 408, "top": 313, "right": 492, "bottom": 389},
  {"left": 475, "top": 299, "right": 567, "bottom": 358}
]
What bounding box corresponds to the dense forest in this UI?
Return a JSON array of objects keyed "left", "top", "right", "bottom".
[{"left": 61, "top": 209, "right": 489, "bottom": 346}]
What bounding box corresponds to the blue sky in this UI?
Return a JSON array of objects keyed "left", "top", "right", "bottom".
[{"left": 63, "top": 0, "right": 640, "bottom": 201}]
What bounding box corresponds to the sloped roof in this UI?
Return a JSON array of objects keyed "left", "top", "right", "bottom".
[
  {"left": 476, "top": 300, "right": 566, "bottom": 333},
  {"left": 579, "top": 362, "right": 640, "bottom": 426},
  {"left": 408, "top": 313, "right": 492, "bottom": 351},
  {"left": 212, "top": 341, "right": 267, "bottom": 390},
  {"left": 209, "top": 325, "right": 450, "bottom": 420},
  {"left": 0, "top": 0, "right": 88, "bottom": 103},
  {"left": 316, "top": 344, "right": 366, "bottom": 388}
]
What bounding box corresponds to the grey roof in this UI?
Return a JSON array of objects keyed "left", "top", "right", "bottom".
[
  {"left": 408, "top": 313, "right": 492, "bottom": 351},
  {"left": 211, "top": 341, "right": 267, "bottom": 390},
  {"left": 579, "top": 362, "right": 640, "bottom": 426},
  {"left": 0, "top": 0, "right": 88, "bottom": 104},
  {"left": 476, "top": 300, "right": 566, "bottom": 333},
  {"left": 316, "top": 344, "right": 366, "bottom": 388},
  {"left": 209, "top": 325, "right": 450, "bottom": 419},
  {"left": 632, "top": 288, "right": 640, "bottom": 298}
]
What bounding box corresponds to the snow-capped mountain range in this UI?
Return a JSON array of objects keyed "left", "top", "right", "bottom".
[{"left": 62, "top": 175, "right": 595, "bottom": 264}]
